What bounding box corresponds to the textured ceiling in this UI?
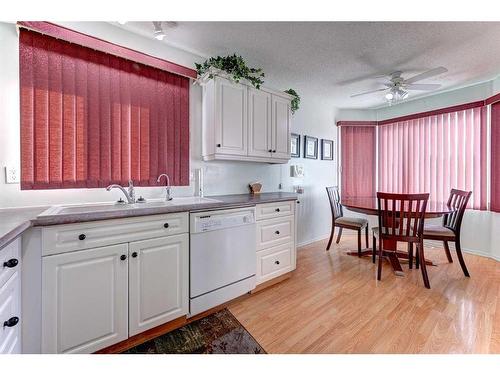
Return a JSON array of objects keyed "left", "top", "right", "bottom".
[{"left": 117, "top": 22, "right": 500, "bottom": 109}]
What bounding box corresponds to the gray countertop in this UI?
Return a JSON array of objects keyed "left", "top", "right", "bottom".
[{"left": 0, "top": 192, "right": 298, "bottom": 251}]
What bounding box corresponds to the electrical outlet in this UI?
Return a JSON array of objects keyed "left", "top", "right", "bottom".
[{"left": 5, "top": 165, "right": 20, "bottom": 184}]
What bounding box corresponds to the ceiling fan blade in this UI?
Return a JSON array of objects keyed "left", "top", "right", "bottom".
[
  {"left": 350, "top": 88, "right": 388, "bottom": 98},
  {"left": 405, "top": 67, "right": 448, "bottom": 84},
  {"left": 406, "top": 83, "right": 442, "bottom": 91}
]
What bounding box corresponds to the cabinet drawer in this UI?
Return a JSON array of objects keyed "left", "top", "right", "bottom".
[
  {"left": 256, "top": 216, "right": 294, "bottom": 250},
  {"left": 0, "top": 272, "right": 21, "bottom": 354},
  {"left": 256, "top": 243, "right": 293, "bottom": 284},
  {"left": 0, "top": 238, "right": 21, "bottom": 289},
  {"left": 42, "top": 212, "right": 188, "bottom": 256},
  {"left": 256, "top": 201, "right": 295, "bottom": 220}
]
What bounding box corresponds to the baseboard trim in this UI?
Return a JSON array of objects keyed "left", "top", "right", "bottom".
[{"left": 297, "top": 235, "right": 499, "bottom": 262}]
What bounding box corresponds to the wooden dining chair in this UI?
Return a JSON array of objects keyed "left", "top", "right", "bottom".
[
  {"left": 422, "top": 189, "right": 472, "bottom": 277},
  {"left": 373, "top": 192, "right": 430, "bottom": 288},
  {"left": 326, "top": 186, "right": 369, "bottom": 255}
]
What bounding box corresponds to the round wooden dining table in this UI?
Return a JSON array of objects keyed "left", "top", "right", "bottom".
[{"left": 341, "top": 197, "right": 455, "bottom": 275}]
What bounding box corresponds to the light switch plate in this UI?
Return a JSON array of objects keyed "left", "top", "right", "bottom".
[{"left": 5, "top": 165, "right": 20, "bottom": 184}]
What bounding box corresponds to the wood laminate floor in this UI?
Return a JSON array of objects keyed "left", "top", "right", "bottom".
[{"left": 228, "top": 235, "right": 500, "bottom": 353}]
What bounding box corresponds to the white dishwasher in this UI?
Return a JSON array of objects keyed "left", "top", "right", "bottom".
[{"left": 190, "top": 207, "right": 256, "bottom": 316}]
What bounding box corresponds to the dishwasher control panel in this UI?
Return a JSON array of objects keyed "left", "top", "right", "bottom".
[{"left": 191, "top": 208, "right": 255, "bottom": 233}]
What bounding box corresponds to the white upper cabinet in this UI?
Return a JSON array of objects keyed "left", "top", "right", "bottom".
[
  {"left": 272, "top": 95, "right": 291, "bottom": 160},
  {"left": 128, "top": 234, "right": 188, "bottom": 336},
  {"left": 201, "top": 71, "right": 292, "bottom": 163},
  {"left": 248, "top": 88, "right": 272, "bottom": 158}
]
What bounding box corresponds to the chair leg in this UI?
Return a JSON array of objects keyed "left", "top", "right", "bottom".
[
  {"left": 455, "top": 238, "right": 470, "bottom": 277},
  {"left": 415, "top": 248, "right": 420, "bottom": 269},
  {"left": 372, "top": 236, "right": 377, "bottom": 264},
  {"left": 418, "top": 242, "right": 431, "bottom": 289},
  {"left": 357, "top": 230, "right": 362, "bottom": 257},
  {"left": 365, "top": 225, "right": 369, "bottom": 248},
  {"left": 408, "top": 243, "right": 413, "bottom": 269},
  {"left": 377, "top": 239, "right": 384, "bottom": 280},
  {"left": 326, "top": 226, "right": 335, "bottom": 251},
  {"left": 335, "top": 227, "right": 343, "bottom": 244},
  {"left": 443, "top": 241, "right": 453, "bottom": 263}
]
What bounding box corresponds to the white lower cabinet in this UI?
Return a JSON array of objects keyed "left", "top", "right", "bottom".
[
  {"left": 255, "top": 201, "right": 297, "bottom": 286},
  {"left": 42, "top": 243, "right": 129, "bottom": 354},
  {"left": 40, "top": 213, "right": 189, "bottom": 353},
  {"left": 129, "top": 234, "right": 188, "bottom": 336}
]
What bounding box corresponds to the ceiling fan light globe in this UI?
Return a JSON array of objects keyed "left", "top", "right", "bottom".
[{"left": 385, "top": 93, "right": 394, "bottom": 101}]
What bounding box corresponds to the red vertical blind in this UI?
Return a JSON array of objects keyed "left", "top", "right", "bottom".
[
  {"left": 340, "top": 124, "right": 376, "bottom": 199},
  {"left": 378, "top": 106, "right": 487, "bottom": 209},
  {"left": 20, "top": 29, "right": 190, "bottom": 190},
  {"left": 491, "top": 102, "right": 500, "bottom": 212}
]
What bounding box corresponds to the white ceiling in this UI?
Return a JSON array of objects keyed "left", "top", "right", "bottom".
[{"left": 118, "top": 22, "right": 500, "bottom": 109}]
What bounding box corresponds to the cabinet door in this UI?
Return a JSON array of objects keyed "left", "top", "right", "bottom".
[
  {"left": 129, "top": 234, "right": 188, "bottom": 336},
  {"left": 272, "top": 95, "right": 291, "bottom": 159},
  {"left": 248, "top": 88, "right": 272, "bottom": 158},
  {"left": 42, "top": 244, "right": 128, "bottom": 353},
  {"left": 215, "top": 77, "right": 248, "bottom": 155}
]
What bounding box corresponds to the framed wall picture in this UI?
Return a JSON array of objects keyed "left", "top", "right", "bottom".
[
  {"left": 291, "top": 133, "right": 300, "bottom": 158},
  {"left": 304, "top": 135, "right": 318, "bottom": 159},
  {"left": 321, "top": 139, "right": 334, "bottom": 160}
]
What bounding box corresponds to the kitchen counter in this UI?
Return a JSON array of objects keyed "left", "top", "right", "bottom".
[
  {"left": 0, "top": 206, "right": 48, "bottom": 250},
  {"left": 0, "top": 192, "right": 298, "bottom": 250}
]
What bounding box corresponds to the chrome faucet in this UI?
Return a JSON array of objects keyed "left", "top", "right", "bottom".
[
  {"left": 106, "top": 180, "right": 135, "bottom": 204},
  {"left": 157, "top": 174, "right": 172, "bottom": 201}
]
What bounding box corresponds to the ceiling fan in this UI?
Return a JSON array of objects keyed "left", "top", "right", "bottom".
[{"left": 350, "top": 66, "right": 448, "bottom": 103}]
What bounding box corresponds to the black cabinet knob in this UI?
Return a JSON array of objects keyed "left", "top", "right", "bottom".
[
  {"left": 120, "top": 255, "right": 127, "bottom": 261},
  {"left": 268, "top": 149, "right": 273, "bottom": 152},
  {"left": 132, "top": 252, "right": 138, "bottom": 258},
  {"left": 3, "top": 317, "right": 19, "bottom": 328},
  {"left": 163, "top": 223, "right": 169, "bottom": 228},
  {"left": 275, "top": 208, "right": 280, "bottom": 212},
  {"left": 275, "top": 260, "right": 280, "bottom": 265},
  {"left": 297, "top": 200, "right": 300, "bottom": 204},
  {"left": 272, "top": 150, "right": 276, "bottom": 153},
  {"left": 216, "top": 144, "right": 221, "bottom": 147},
  {"left": 275, "top": 230, "right": 280, "bottom": 235},
  {"left": 78, "top": 234, "right": 86, "bottom": 241},
  {"left": 3, "top": 258, "right": 19, "bottom": 268}
]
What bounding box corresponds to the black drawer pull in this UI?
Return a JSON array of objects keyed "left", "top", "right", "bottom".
[
  {"left": 275, "top": 260, "right": 280, "bottom": 265},
  {"left": 216, "top": 144, "right": 221, "bottom": 147},
  {"left": 275, "top": 230, "right": 280, "bottom": 235},
  {"left": 268, "top": 149, "right": 273, "bottom": 152},
  {"left": 3, "top": 258, "right": 19, "bottom": 268},
  {"left": 132, "top": 252, "right": 138, "bottom": 258},
  {"left": 3, "top": 317, "right": 19, "bottom": 328},
  {"left": 275, "top": 208, "right": 280, "bottom": 212},
  {"left": 78, "top": 234, "right": 86, "bottom": 241},
  {"left": 272, "top": 150, "right": 276, "bottom": 153},
  {"left": 164, "top": 223, "right": 170, "bottom": 229},
  {"left": 120, "top": 254, "right": 127, "bottom": 261}
]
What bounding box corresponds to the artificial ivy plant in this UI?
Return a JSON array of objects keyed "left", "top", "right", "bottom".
[
  {"left": 195, "top": 54, "right": 265, "bottom": 89},
  {"left": 285, "top": 89, "right": 301, "bottom": 114},
  {"left": 196, "top": 54, "right": 301, "bottom": 113}
]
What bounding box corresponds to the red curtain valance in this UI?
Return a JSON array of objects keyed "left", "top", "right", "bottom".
[
  {"left": 17, "top": 21, "right": 197, "bottom": 80},
  {"left": 20, "top": 29, "right": 190, "bottom": 190}
]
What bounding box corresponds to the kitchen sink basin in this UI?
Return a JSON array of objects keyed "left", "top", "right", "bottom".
[{"left": 37, "top": 197, "right": 222, "bottom": 218}]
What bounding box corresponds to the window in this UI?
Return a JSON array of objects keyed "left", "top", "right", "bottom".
[
  {"left": 339, "top": 122, "right": 377, "bottom": 199},
  {"left": 378, "top": 106, "right": 487, "bottom": 209},
  {"left": 19, "top": 29, "right": 190, "bottom": 189}
]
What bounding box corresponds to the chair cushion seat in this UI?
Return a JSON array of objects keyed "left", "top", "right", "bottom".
[
  {"left": 336, "top": 217, "right": 368, "bottom": 228},
  {"left": 423, "top": 224, "right": 455, "bottom": 239}
]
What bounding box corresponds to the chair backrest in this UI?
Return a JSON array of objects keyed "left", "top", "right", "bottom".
[
  {"left": 443, "top": 189, "right": 472, "bottom": 234},
  {"left": 376, "top": 192, "right": 429, "bottom": 243},
  {"left": 326, "top": 186, "right": 343, "bottom": 222}
]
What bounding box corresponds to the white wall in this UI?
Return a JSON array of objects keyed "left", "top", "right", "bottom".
[
  {"left": 338, "top": 80, "right": 500, "bottom": 261},
  {"left": 0, "top": 22, "right": 338, "bottom": 247}
]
